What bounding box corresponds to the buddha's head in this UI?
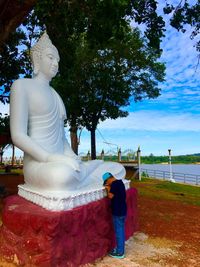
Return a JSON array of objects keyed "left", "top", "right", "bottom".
[{"left": 30, "top": 32, "right": 60, "bottom": 79}]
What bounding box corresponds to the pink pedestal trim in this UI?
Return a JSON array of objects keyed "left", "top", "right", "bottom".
[{"left": 0, "top": 188, "right": 138, "bottom": 267}]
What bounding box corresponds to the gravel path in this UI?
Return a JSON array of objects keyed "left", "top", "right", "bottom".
[{"left": 84, "top": 232, "right": 180, "bottom": 267}]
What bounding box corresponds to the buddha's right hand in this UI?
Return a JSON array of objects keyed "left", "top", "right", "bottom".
[{"left": 47, "top": 154, "right": 80, "bottom": 172}]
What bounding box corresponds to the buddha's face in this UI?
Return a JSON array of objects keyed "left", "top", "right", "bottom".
[{"left": 37, "top": 46, "right": 60, "bottom": 80}]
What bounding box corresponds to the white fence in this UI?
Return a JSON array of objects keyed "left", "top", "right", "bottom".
[
  {"left": 79, "top": 149, "right": 137, "bottom": 161},
  {"left": 141, "top": 168, "right": 200, "bottom": 186},
  {"left": 1, "top": 149, "right": 138, "bottom": 166}
]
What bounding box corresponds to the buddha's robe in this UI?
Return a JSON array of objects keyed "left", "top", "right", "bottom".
[{"left": 11, "top": 80, "right": 125, "bottom": 194}]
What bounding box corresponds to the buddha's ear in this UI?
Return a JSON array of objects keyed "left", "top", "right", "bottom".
[{"left": 32, "top": 53, "right": 40, "bottom": 76}]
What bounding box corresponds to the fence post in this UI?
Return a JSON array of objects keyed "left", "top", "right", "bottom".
[
  {"left": 137, "top": 147, "right": 141, "bottom": 181},
  {"left": 168, "top": 149, "right": 175, "bottom": 182},
  {"left": 87, "top": 151, "right": 91, "bottom": 161},
  {"left": 19, "top": 156, "right": 23, "bottom": 165},
  {"left": 118, "top": 148, "right": 121, "bottom": 162},
  {"left": 101, "top": 149, "right": 104, "bottom": 160}
]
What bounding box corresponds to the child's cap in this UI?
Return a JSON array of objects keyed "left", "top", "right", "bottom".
[{"left": 102, "top": 172, "right": 113, "bottom": 185}]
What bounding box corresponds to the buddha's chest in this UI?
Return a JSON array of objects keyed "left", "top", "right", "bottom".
[{"left": 27, "top": 85, "right": 56, "bottom": 116}]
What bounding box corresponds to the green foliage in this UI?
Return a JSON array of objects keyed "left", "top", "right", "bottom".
[
  {"left": 142, "top": 171, "right": 149, "bottom": 178},
  {"left": 131, "top": 0, "right": 166, "bottom": 55},
  {"left": 0, "top": 113, "right": 10, "bottom": 135},
  {"left": 0, "top": 30, "right": 26, "bottom": 103},
  {"left": 0, "top": 12, "right": 44, "bottom": 103},
  {"left": 141, "top": 154, "right": 200, "bottom": 164},
  {"left": 0, "top": 113, "right": 11, "bottom": 160},
  {"left": 20, "top": 11, "right": 45, "bottom": 78}
]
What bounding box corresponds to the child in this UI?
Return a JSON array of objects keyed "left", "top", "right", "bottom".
[{"left": 102, "top": 172, "right": 127, "bottom": 259}]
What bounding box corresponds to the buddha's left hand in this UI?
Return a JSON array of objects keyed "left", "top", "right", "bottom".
[{"left": 47, "top": 154, "right": 80, "bottom": 172}]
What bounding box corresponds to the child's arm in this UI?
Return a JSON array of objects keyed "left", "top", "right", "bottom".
[{"left": 105, "top": 185, "right": 114, "bottom": 199}]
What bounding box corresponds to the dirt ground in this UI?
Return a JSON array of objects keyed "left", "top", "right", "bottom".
[
  {"left": 0, "top": 178, "right": 200, "bottom": 266},
  {"left": 84, "top": 188, "right": 200, "bottom": 267}
]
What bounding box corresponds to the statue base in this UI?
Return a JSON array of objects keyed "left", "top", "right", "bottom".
[
  {"left": 0, "top": 188, "right": 138, "bottom": 267},
  {"left": 18, "top": 180, "right": 130, "bottom": 211}
]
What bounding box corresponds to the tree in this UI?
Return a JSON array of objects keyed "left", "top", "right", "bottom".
[
  {"left": 0, "top": 11, "right": 44, "bottom": 104},
  {"left": 164, "top": 1, "right": 200, "bottom": 56},
  {"left": 67, "top": 28, "right": 165, "bottom": 159},
  {"left": 0, "top": 113, "right": 11, "bottom": 163},
  {"left": 20, "top": 11, "right": 45, "bottom": 78},
  {"left": 0, "top": 113, "right": 9, "bottom": 133},
  {"left": 0, "top": 29, "right": 30, "bottom": 163},
  {"left": 33, "top": 0, "right": 165, "bottom": 158},
  {"left": 130, "top": 0, "right": 166, "bottom": 55},
  {"left": 0, "top": 30, "right": 26, "bottom": 103},
  {"left": 0, "top": 0, "right": 37, "bottom": 49}
]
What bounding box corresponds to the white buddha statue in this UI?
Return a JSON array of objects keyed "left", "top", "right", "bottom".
[{"left": 10, "top": 32, "right": 126, "bottom": 209}]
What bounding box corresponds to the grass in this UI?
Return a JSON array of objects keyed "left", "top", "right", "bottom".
[
  {"left": 0, "top": 168, "right": 23, "bottom": 175},
  {"left": 131, "top": 177, "right": 200, "bottom": 206},
  {"left": 10, "top": 169, "right": 23, "bottom": 175}
]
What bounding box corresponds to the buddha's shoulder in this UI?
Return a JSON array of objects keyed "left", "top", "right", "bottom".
[{"left": 12, "top": 78, "right": 34, "bottom": 88}]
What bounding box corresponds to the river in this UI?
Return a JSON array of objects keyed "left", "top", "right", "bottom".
[
  {"left": 141, "top": 164, "right": 200, "bottom": 185},
  {"left": 141, "top": 164, "right": 200, "bottom": 175}
]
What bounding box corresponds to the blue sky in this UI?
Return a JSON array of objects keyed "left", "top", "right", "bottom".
[{"left": 1, "top": 0, "right": 200, "bottom": 157}]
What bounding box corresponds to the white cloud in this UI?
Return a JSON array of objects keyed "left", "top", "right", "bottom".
[
  {"left": 183, "top": 89, "right": 200, "bottom": 95},
  {"left": 159, "top": 1, "right": 200, "bottom": 94},
  {"left": 99, "top": 111, "right": 200, "bottom": 132}
]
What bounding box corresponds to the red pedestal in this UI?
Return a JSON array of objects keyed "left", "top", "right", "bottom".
[{"left": 0, "top": 188, "right": 138, "bottom": 267}]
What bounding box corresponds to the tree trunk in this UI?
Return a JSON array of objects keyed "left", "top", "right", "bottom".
[
  {"left": 0, "top": 152, "right": 3, "bottom": 164},
  {"left": 70, "top": 126, "right": 78, "bottom": 155},
  {"left": 90, "top": 128, "right": 96, "bottom": 160}
]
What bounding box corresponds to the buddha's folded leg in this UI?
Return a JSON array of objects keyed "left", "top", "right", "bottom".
[
  {"left": 87, "top": 161, "right": 126, "bottom": 180},
  {"left": 76, "top": 161, "right": 126, "bottom": 190},
  {"left": 24, "top": 160, "right": 81, "bottom": 191}
]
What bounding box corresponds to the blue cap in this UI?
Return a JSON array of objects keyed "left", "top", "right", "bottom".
[{"left": 102, "top": 172, "right": 113, "bottom": 185}]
